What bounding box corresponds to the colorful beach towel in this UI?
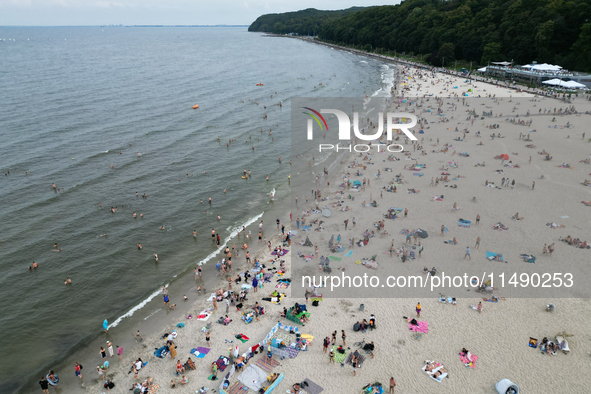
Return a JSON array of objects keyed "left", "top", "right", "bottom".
[
  {"left": 235, "top": 334, "right": 249, "bottom": 343},
  {"left": 272, "top": 345, "right": 300, "bottom": 359},
  {"left": 409, "top": 321, "right": 429, "bottom": 333},
  {"left": 328, "top": 256, "right": 342, "bottom": 262},
  {"left": 255, "top": 357, "right": 280, "bottom": 373},
  {"left": 190, "top": 347, "right": 211, "bottom": 358},
  {"left": 344, "top": 250, "right": 353, "bottom": 257},
  {"left": 196, "top": 308, "right": 213, "bottom": 321},
  {"left": 331, "top": 345, "right": 348, "bottom": 363},
  {"left": 459, "top": 352, "right": 478, "bottom": 368},
  {"left": 271, "top": 249, "right": 289, "bottom": 256},
  {"left": 215, "top": 356, "right": 230, "bottom": 372},
  {"left": 458, "top": 219, "right": 471, "bottom": 228}
]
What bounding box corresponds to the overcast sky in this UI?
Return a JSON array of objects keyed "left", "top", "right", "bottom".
[{"left": 0, "top": 0, "right": 397, "bottom": 26}]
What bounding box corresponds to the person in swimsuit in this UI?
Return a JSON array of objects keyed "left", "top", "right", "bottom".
[{"left": 389, "top": 377, "right": 396, "bottom": 393}]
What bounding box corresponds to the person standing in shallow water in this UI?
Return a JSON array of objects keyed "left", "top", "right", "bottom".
[{"left": 39, "top": 376, "right": 49, "bottom": 394}]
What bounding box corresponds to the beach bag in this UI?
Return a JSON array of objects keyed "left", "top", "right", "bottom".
[
  {"left": 312, "top": 300, "right": 319, "bottom": 307},
  {"left": 79, "top": 364, "right": 83, "bottom": 370}
]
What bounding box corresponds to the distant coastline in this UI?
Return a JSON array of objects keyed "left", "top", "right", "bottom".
[{"left": 105, "top": 25, "right": 250, "bottom": 28}]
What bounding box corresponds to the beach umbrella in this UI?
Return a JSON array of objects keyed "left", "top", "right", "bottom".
[
  {"left": 500, "top": 154, "right": 509, "bottom": 160},
  {"left": 417, "top": 229, "right": 429, "bottom": 238},
  {"left": 322, "top": 208, "right": 332, "bottom": 217}
]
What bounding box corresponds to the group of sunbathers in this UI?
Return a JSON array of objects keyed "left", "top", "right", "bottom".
[
  {"left": 424, "top": 361, "right": 448, "bottom": 379},
  {"left": 559, "top": 236, "right": 589, "bottom": 249}
]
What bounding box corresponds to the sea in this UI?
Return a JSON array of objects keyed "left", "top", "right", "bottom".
[{"left": 0, "top": 26, "right": 394, "bottom": 393}]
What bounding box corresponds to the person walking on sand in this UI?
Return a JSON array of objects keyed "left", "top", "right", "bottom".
[
  {"left": 476, "top": 214, "right": 480, "bottom": 225},
  {"left": 106, "top": 341, "right": 113, "bottom": 357},
  {"left": 205, "top": 331, "right": 211, "bottom": 347},
  {"left": 532, "top": 181, "right": 535, "bottom": 190},
  {"left": 75, "top": 362, "right": 82, "bottom": 379},
  {"left": 416, "top": 302, "right": 421, "bottom": 317},
  {"left": 341, "top": 330, "right": 347, "bottom": 345},
  {"left": 134, "top": 330, "right": 143, "bottom": 342},
  {"left": 404, "top": 208, "right": 408, "bottom": 218},
  {"left": 117, "top": 346, "right": 123, "bottom": 361},
  {"left": 441, "top": 225, "right": 445, "bottom": 236},
  {"left": 344, "top": 219, "right": 348, "bottom": 230},
  {"left": 475, "top": 237, "right": 481, "bottom": 249},
  {"left": 323, "top": 336, "right": 330, "bottom": 353},
  {"left": 464, "top": 246, "right": 471, "bottom": 260}
]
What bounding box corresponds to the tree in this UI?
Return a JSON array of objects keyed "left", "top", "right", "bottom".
[
  {"left": 438, "top": 42, "right": 455, "bottom": 64},
  {"left": 250, "top": 0, "right": 591, "bottom": 72},
  {"left": 481, "top": 42, "right": 502, "bottom": 65}
]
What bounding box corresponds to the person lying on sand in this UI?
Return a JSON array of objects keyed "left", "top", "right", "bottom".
[
  {"left": 432, "top": 369, "right": 448, "bottom": 379},
  {"left": 424, "top": 361, "right": 440, "bottom": 372},
  {"left": 512, "top": 213, "right": 524, "bottom": 220},
  {"left": 404, "top": 316, "right": 419, "bottom": 326}
]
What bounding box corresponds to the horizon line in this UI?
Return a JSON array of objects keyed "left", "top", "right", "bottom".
[{"left": 0, "top": 24, "right": 251, "bottom": 28}]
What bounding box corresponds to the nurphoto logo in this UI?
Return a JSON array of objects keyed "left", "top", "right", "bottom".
[{"left": 304, "top": 107, "right": 418, "bottom": 153}]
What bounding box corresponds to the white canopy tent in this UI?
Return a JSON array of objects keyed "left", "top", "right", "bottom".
[
  {"left": 542, "top": 79, "right": 586, "bottom": 89},
  {"left": 563, "top": 80, "right": 586, "bottom": 89},
  {"left": 476, "top": 67, "right": 487, "bottom": 72},
  {"left": 522, "top": 63, "right": 562, "bottom": 71},
  {"left": 542, "top": 78, "right": 564, "bottom": 86}
]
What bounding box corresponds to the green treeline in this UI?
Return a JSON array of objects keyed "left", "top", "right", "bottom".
[
  {"left": 248, "top": 7, "right": 369, "bottom": 36},
  {"left": 249, "top": 0, "right": 591, "bottom": 72}
]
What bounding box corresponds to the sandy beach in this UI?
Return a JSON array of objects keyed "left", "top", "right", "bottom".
[{"left": 76, "top": 60, "right": 591, "bottom": 394}]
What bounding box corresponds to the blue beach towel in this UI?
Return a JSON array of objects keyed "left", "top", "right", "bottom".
[{"left": 486, "top": 251, "right": 504, "bottom": 261}]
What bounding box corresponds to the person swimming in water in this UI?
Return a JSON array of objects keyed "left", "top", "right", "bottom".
[
  {"left": 159, "top": 226, "right": 165, "bottom": 230},
  {"left": 154, "top": 254, "right": 158, "bottom": 262},
  {"left": 65, "top": 277, "right": 72, "bottom": 285}
]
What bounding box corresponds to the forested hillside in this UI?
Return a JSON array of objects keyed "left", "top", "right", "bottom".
[
  {"left": 248, "top": 7, "right": 369, "bottom": 36},
  {"left": 249, "top": 0, "right": 591, "bottom": 71}
]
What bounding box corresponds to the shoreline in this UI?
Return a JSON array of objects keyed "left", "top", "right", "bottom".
[
  {"left": 21, "top": 35, "right": 591, "bottom": 394},
  {"left": 22, "top": 199, "right": 291, "bottom": 394}
]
